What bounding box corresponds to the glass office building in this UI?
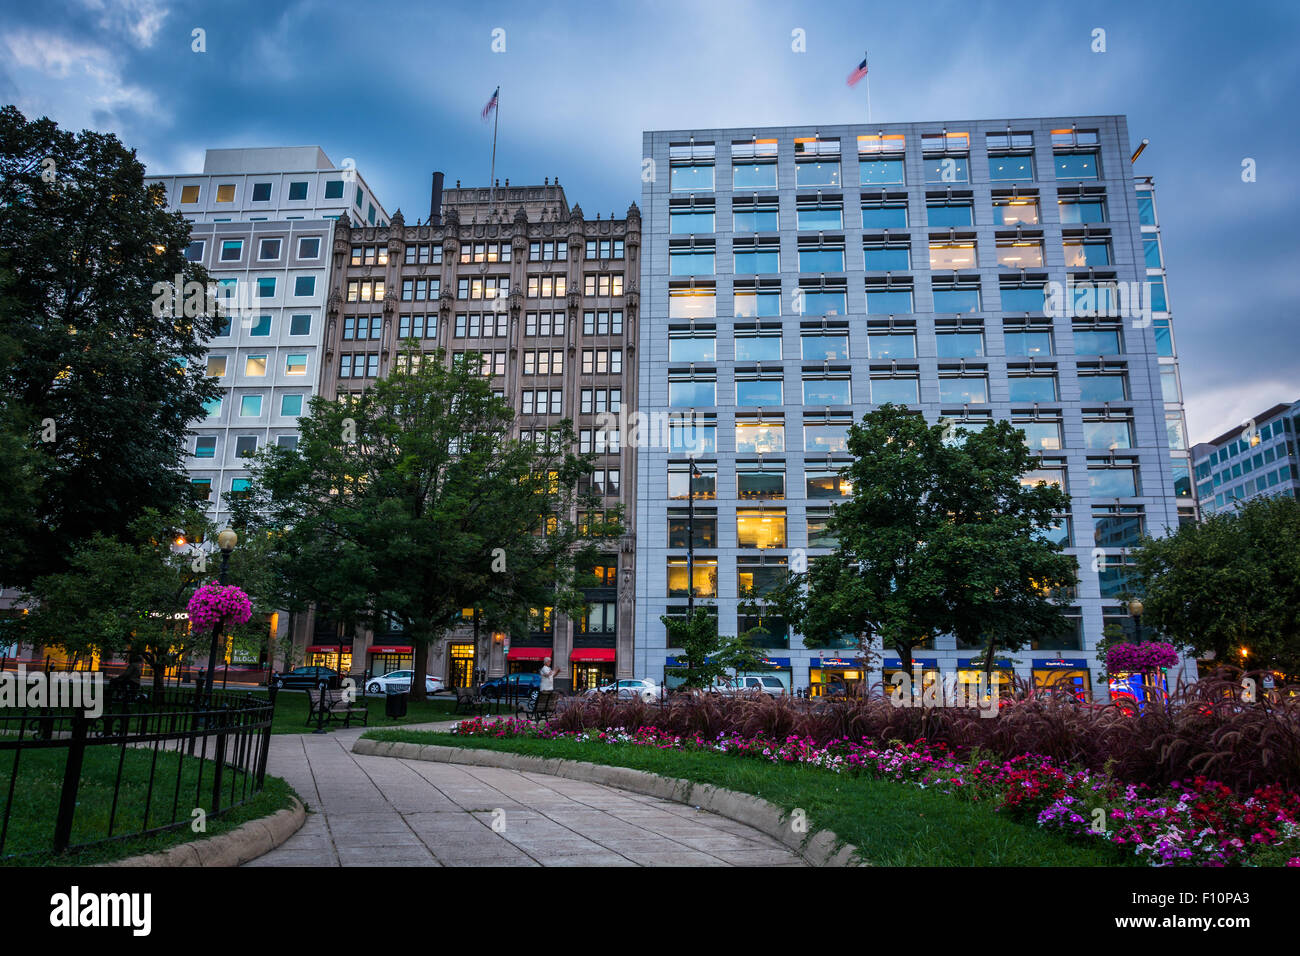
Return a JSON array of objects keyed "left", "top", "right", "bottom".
[{"left": 635, "top": 116, "right": 1192, "bottom": 698}]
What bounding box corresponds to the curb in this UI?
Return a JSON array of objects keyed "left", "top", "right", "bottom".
[
  {"left": 352, "top": 738, "right": 865, "bottom": 867},
  {"left": 100, "top": 796, "right": 306, "bottom": 867}
]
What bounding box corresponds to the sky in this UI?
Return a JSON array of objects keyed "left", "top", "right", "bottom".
[{"left": 2, "top": 0, "right": 1297, "bottom": 445}]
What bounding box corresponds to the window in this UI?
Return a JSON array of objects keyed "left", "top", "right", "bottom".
[
  {"left": 1018, "top": 419, "right": 1062, "bottom": 451},
  {"left": 245, "top": 355, "right": 267, "bottom": 376},
  {"left": 202, "top": 396, "right": 221, "bottom": 419},
  {"left": 239, "top": 395, "right": 262, "bottom": 417},
  {"left": 191, "top": 478, "right": 212, "bottom": 501},
  {"left": 583, "top": 273, "right": 624, "bottom": 296},
  {"left": 1143, "top": 237, "right": 1162, "bottom": 269},
  {"left": 870, "top": 375, "right": 919, "bottom": 404},
  {"left": 929, "top": 242, "right": 977, "bottom": 270},
  {"left": 527, "top": 240, "right": 567, "bottom": 261},
  {"left": 280, "top": 394, "right": 303, "bottom": 417},
  {"left": 1078, "top": 371, "right": 1128, "bottom": 403},
  {"left": 1008, "top": 373, "right": 1058, "bottom": 403},
  {"left": 526, "top": 275, "right": 566, "bottom": 298},
  {"left": 234, "top": 436, "right": 258, "bottom": 458},
  {"left": 1000, "top": 283, "right": 1046, "bottom": 312},
  {"left": 733, "top": 161, "right": 777, "bottom": 189},
  {"left": 997, "top": 241, "right": 1044, "bottom": 269},
  {"left": 284, "top": 314, "right": 310, "bottom": 337},
  {"left": 668, "top": 462, "right": 717, "bottom": 499},
  {"left": 195, "top": 436, "right": 216, "bottom": 458},
  {"left": 180, "top": 185, "right": 200, "bottom": 204},
  {"left": 927, "top": 202, "right": 973, "bottom": 227},
  {"left": 206, "top": 356, "right": 227, "bottom": 377},
  {"left": 1074, "top": 326, "right": 1122, "bottom": 355},
  {"left": 795, "top": 161, "right": 840, "bottom": 187},
  {"left": 992, "top": 197, "right": 1040, "bottom": 225},
  {"left": 249, "top": 182, "right": 272, "bottom": 202},
  {"left": 1092, "top": 505, "right": 1144, "bottom": 548},
  {"left": 864, "top": 243, "right": 911, "bottom": 271},
  {"left": 672, "top": 208, "right": 716, "bottom": 233},
  {"left": 932, "top": 280, "right": 981, "bottom": 313},
  {"left": 1084, "top": 418, "right": 1134, "bottom": 450},
  {"left": 1005, "top": 329, "right": 1053, "bottom": 356},
  {"left": 216, "top": 184, "right": 235, "bottom": 203},
  {"left": 671, "top": 164, "right": 715, "bottom": 191},
  {"left": 525, "top": 311, "right": 563, "bottom": 336},
  {"left": 862, "top": 202, "right": 907, "bottom": 228},
  {"left": 257, "top": 238, "right": 281, "bottom": 260},
  {"left": 257, "top": 277, "right": 276, "bottom": 298},
  {"left": 667, "top": 557, "right": 718, "bottom": 598},
  {"left": 860, "top": 159, "right": 904, "bottom": 185},
  {"left": 868, "top": 331, "right": 916, "bottom": 358},
  {"left": 1089, "top": 464, "right": 1139, "bottom": 497},
  {"left": 804, "top": 419, "right": 850, "bottom": 453},
  {"left": 803, "top": 375, "right": 851, "bottom": 404},
  {"left": 667, "top": 510, "right": 717, "bottom": 549},
  {"left": 798, "top": 243, "right": 845, "bottom": 273},
  {"left": 735, "top": 420, "right": 785, "bottom": 454},
  {"left": 734, "top": 331, "right": 781, "bottom": 361},
  {"left": 1063, "top": 240, "right": 1111, "bottom": 267},
  {"left": 285, "top": 354, "right": 307, "bottom": 376},
  {"left": 669, "top": 376, "right": 716, "bottom": 407},
  {"left": 796, "top": 202, "right": 842, "bottom": 230},
  {"left": 807, "top": 511, "right": 838, "bottom": 548},
  {"left": 935, "top": 330, "right": 985, "bottom": 357},
  {"left": 801, "top": 332, "right": 848, "bottom": 361},
  {"left": 923, "top": 156, "right": 968, "bottom": 184},
  {"left": 581, "top": 349, "right": 622, "bottom": 374},
  {"left": 288, "top": 181, "right": 308, "bottom": 201},
  {"left": 294, "top": 236, "right": 320, "bottom": 259},
  {"left": 733, "top": 289, "right": 781, "bottom": 318},
  {"left": 184, "top": 240, "right": 204, "bottom": 262},
  {"left": 737, "top": 509, "right": 787, "bottom": 549},
  {"left": 865, "top": 285, "right": 913, "bottom": 314},
  {"left": 1059, "top": 198, "right": 1106, "bottom": 224},
  {"left": 668, "top": 289, "right": 715, "bottom": 319},
  {"left": 735, "top": 375, "right": 783, "bottom": 406},
  {"left": 324, "top": 180, "right": 344, "bottom": 199},
  {"left": 806, "top": 469, "right": 851, "bottom": 499},
  {"left": 938, "top": 373, "right": 988, "bottom": 404},
  {"left": 734, "top": 242, "right": 779, "bottom": 274},
  {"left": 244, "top": 314, "right": 268, "bottom": 337},
  {"left": 294, "top": 275, "right": 315, "bottom": 296},
  {"left": 1055, "top": 153, "right": 1100, "bottom": 179},
  {"left": 988, "top": 154, "right": 1034, "bottom": 181},
  {"left": 737, "top": 469, "right": 785, "bottom": 499},
  {"left": 220, "top": 240, "right": 243, "bottom": 261}
]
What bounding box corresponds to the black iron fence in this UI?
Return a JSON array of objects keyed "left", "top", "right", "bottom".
[{"left": 0, "top": 688, "right": 275, "bottom": 861}]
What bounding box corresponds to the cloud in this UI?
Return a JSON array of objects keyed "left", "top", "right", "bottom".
[
  {"left": 2, "top": 28, "right": 163, "bottom": 131},
  {"left": 76, "top": 0, "right": 169, "bottom": 48},
  {"left": 1186, "top": 381, "right": 1297, "bottom": 448}
]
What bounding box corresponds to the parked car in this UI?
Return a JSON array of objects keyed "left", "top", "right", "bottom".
[
  {"left": 584, "top": 678, "right": 665, "bottom": 703},
  {"left": 271, "top": 666, "right": 340, "bottom": 690},
  {"left": 365, "top": 670, "right": 444, "bottom": 695},
  {"left": 711, "top": 675, "right": 787, "bottom": 697},
  {"left": 478, "top": 673, "right": 542, "bottom": 700}
]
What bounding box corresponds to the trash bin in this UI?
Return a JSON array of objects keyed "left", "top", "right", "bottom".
[{"left": 385, "top": 689, "right": 409, "bottom": 718}]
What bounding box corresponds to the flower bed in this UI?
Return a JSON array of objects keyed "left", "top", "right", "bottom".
[{"left": 450, "top": 716, "right": 1300, "bottom": 867}]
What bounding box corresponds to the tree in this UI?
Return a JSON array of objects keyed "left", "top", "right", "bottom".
[
  {"left": 660, "top": 608, "right": 766, "bottom": 691},
  {"left": 1132, "top": 494, "right": 1300, "bottom": 675},
  {"left": 0, "top": 107, "right": 220, "bottom": 588},
  {"left": 771, "top": 405, "right": 1075, "bottom": 685},
  {"left": 17, "top": 508, "right": 238, "bottom": 693},
  {"left": 230, "top": 347, "right": 618, "bottom": 700}
]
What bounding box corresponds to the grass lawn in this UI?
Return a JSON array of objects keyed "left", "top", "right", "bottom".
[
  {"left": 257, "top": 690, "right": 468, "bottom": 735},
  {"left": 1, "top": 746, "right": 296, "bottom": 867},
  {"left": 367, "top": 729, "right": 1133, "bottom": 867}
]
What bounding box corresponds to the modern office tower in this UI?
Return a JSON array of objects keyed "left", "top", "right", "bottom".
[
  {"left": 146, "top": 147, "right": 389, "bottom": 533},
  {"left": 1134, "top": 176, "right": 1197, "bottom": 525},
  {"left": 636, "top": 116, "right": 1191, "bottom": 699},
  {"left": 314, "top": 179, "right": 641, "bottom": 691},
  {"left": 1192, "top": 400, "right": 1300, "bottom": 516}
]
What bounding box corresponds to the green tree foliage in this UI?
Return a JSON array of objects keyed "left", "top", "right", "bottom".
[
  {"left": 660, "top": 608, "right": 766, "bottom": 691},
  {"left": 1133, "top": 494, "right": 1300, "bottom": 674},
  {"left": 771, "top": 405, "right": 1076, "bottom": 680},
  {"left": 0, "top": 107, "right": 220, "bottom": 587},
  {"left": 229, "top": 347, "right": 619, "bottom": 700}
]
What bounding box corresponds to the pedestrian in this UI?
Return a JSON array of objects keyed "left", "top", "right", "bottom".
[{"left": 539, "top": 656, "right": 561, "bottom": 692}]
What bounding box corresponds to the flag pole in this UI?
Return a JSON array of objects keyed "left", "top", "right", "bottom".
[
  {"left": 488, "top": 87, "right": 499, "bottom": 219},
  {"left": 865, "top": 52, "right": 872, "bottom": 124}
]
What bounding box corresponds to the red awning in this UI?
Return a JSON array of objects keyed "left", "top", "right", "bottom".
[
  {"left": 570, "top": 648, "right": 616, "bottom": 663},
  {"left": 306, "top": 645, "right": 351, "bottom": 653},
  {"left": 368, "top": 646, "right": 413, "bottom": 655},
  {"left": 507, "top": 647, "right": 552, "bottom": 661}
]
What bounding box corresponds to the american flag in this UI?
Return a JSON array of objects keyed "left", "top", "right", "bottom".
[
  {"left": 482, "top": 87, "right": 499, "bottom": 120},
  {"left": 847, "top": 56, "right": 868, "bottom": 87}
]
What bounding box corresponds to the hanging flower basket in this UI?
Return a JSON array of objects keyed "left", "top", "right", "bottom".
[
  {"left": 1106, "top": 641, "right": 1178, "bottom": 674},
  {"left": 187, "top": 583, "right": 253, "bottom": 631}
]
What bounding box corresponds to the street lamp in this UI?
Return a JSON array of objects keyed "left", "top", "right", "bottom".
[
  {"left": 1128, "top": 598, "right": 1144, "bottom": 645},
  {"left": 201, "top": 528, "right": 238, "bottom": 699},
  {"left": 686, "top": 459, "right": 701, "bottom": 617}
]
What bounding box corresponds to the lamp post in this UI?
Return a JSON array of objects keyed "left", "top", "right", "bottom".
[
  {"left": 1128, "top": 598, "right": 1144, "bottom": 645},
  {"left": 201, "top": 528, "right": 239, "bottom": 700},
  {"left": 686, "top": 459, "right": 701, "bottom": 617}
]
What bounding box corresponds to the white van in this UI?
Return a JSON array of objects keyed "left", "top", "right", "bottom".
[{"left": 711, "top": 675, "right": 787, "bottom": 697}]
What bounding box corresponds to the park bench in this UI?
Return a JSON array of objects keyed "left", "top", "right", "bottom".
[
  {"left": 516, "top": 690, "right": 559, "bottom": 721},
  {"left": 454, "top": 686, "right": 486, "bottom": 716},
  {"left": 306, "top": 687, "right": 369, "bottom": 728}
]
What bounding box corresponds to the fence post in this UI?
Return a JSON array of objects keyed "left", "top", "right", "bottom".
[
  {"left": 53, "top": 713, "right": 88, "bottom": 854},
  {"left": 211, "top": 730, "right": 227, "bottom": 815}
]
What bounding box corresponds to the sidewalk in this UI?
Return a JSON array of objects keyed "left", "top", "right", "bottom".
[{"left": 248, "top": 725, "right": 804, "bottom": 867}]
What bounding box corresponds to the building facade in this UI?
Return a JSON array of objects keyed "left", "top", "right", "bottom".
[
  {"left": 1193, "top": 400, "right": 1300, "bottom": 516},
  {"left": 313, "top": 179, "right": 641, "bottom": 692},
  {"left": 635, "top": 115, "right": 1191, "bottom": 699}
]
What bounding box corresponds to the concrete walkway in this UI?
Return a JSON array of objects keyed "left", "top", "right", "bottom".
[{"left": 248, "top": 726, "right": 804, "bottom": 867}]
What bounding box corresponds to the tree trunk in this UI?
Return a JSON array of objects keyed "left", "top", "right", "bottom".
[{"left": 410, "top": 636, "right": 430, "bottom": 702}]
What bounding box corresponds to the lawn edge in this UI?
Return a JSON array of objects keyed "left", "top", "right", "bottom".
[
  {"left": 97, "top": 795, "right": 306, "bottom": 868},
  {"left": 351, "top": 737, "right": 865, "bottom": 867}
]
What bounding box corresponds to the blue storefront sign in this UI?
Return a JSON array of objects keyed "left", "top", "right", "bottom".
[
  {"left": 957, "top": 658, "right": 1013, "bottom": 669},
  {"left": 1032, "top": 658, "right": 1089, "bottom": 670},
  {"left": 882, "top": 658, "right": 938, "bottom": 669}
]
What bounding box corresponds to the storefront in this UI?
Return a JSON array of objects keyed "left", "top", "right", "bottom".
[
  {"left": 810, "top": 656, "right": 875, "bottom": 697},
  {"left": 507, "top": 646, "right": 550, "bottom": 675},
  {"left": 448, "top": 643, "right": 474, "bottom": 688},
  {"left": 957, "top": 658, "right": 1015, "bottom": 700},
  {"left": 306, "top": 645, "right": 352, "bottom": 673},
  {"left": 570, "top": 648, "right": 616, "bottom": 692},
  {"left": 1032, "top": 657, "right": 1092, "bottom": 702},
  {"left": 1108, "top": 668, "right": 1167, "bottom": 713},
  {"left": 739, "top": 657, "right": 791, "bottom": 692},
  {"left": 880, "top": 658, "right": 940, "bottom": 700},
  {"left": 367, "top": 644, "right": 413, "bottom": 678}
]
